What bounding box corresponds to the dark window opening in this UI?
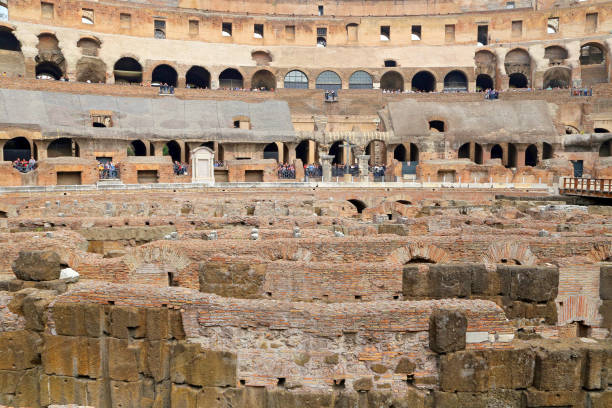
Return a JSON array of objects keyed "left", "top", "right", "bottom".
[
  {"left": 476, "top": 74, "right": 493, "bottom": 91},
  {"left": 318, "top": 5, "right": 323, "bottom": 16},
  {"left": 491, "top": 144, "right": 503, "bottom": 160},
  {"left": 477, "top": 25, "right": 488, "bottom": 45},
  {"left": 525, "top": 144, "right": 538, "bottom": 167},
  {"left": 0, "top": 31, "right": 21, "bottom": 51},
  {"left": 411, "top": 25, "right": 421, "bottom": 40},
  {"left": 219, "top": 68, "right": 243, "bottom": 89},
  {"left": 154, "top": 20, "right": 166, "bottom": 39},
  {"left": 113, "top": 57, "right": 142, "bottom": 84},
  {"left": 509, "top": 73, "right": 528, "bottom": 88},
  {"left": 152, "top": 64, "right": 177, "bottom": 87},
  {"left": 429, "top": 120, "right": 445, "bottom": 132},
  {"left": 222, "top": 22, "right": 232, "bottom": 37},
  {"left": 380, "top": 26, "right": 390, "bottom": 41},
  {"left": 254, "top": 24, "right": 264, "bottom": 39},
  {"left": 186, "top": 66, "right": 210, "bottom": 89},
  {"left": 347, "top": 199, "right": 367, "bottom": 214},
  {"left": 263, "top": 143, "right": 279, "bottom": 161},
  {"left": 384, "top": 60, "right": 397, "bottom": 67},
  {"left": 411, "top": 71, "right": 435, "bottom": 92}
]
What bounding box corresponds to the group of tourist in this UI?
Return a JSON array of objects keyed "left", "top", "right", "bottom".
[
  {"left": 97, "top": 161, "right": 118, "bottom": 179},
  {"left": 324, "top": 90, "right": 338, "bottom": 101},
  {"left": 484, "top": 88, "right": 499, "bottom": 99},
  {"left": 277, "top": 163, "right": 296, "bottom": 179},
  {"left": 371, "top": 165, "right": 386, "bottom": 178},
  {"left": 219, "top": 87, "right": 274, "bottom": 92},
  {"left": 13, "top": 157, "right": 36, "bottom": 173},
  {"left": 304, "top": 163, "right": 322, "bottom": 178},
  {"left": 572, "top": 88, "right": 593, "bottom": 96},
  {"left": 158, "top": 83, "right": 175, "bottom": 95},
  {"left": 173, "top": 161, "right": 189, "bottom": 175}
]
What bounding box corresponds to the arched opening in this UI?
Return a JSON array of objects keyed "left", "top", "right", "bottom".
[
  {"left": 543, "top": 67, "right": 570, "bottom": 89},
  {"left": 491, "top": 144, "right": 503, "bottom": 160},
  {"left": 507, "top": 143, "right": 517, "bottom": 168},
  {"left": 380, "top": 71, "right": 404, "bottom": 91},
  {"left": 0, "top": 30, "right": 20, "bottom": 51},
  {"left": 365, "top": 140, "right": 387, "bottom": 165},
  {"left": 316, "top": 70, "right": 342, "bottom": 91},
  {"left": 284, "top": 70, "right": 308, "bottom": 89},
  {"left": 316, "top": 37, "right": 326, "bottom": 47},
  {"left": 113, "top": 57, "right": 142, "bottom": 84},
  {"left": 349, "top": 70, "right": 373, "bottom": 89},
  {"left": 443, "top": 70, "right": 467, "bottom": 92},
  {"left": 347, "top": 199, "right": 366, "bottom": 214},
  {"left": 219, "top": 68, "right": 243, "bottom": 89},
  {"left": 543, "top": 142, "right": 553, "bottom": 159},
  {"left": 525, "top": 144, "right": 538, "bottom": 166},
  {"left": 251, "top": 70, "right": 276, "bottom": 90},
  {"left": 164, "top": 140, "right": 181, "bottom": 162},
  {"left": 48, "top": 138, "right": 79, "bottom": 157},
  {"left": 411, "top": 71, "right": 435, "bottom": 92},
  {"left": 152, "top": 64, "right": 177, "bottom": 87},
  {"left": 296, "top": 140, "right": 318, "bottom": 164},
  {"left": 429, "top": 120, "right": 445, "bottom": 132},
  {"left": 505, "top": 49, "right": 531, "bottom": 87},
  {"left": 251, "top": 51, "right": 272, "bottom": 65},
  {"left": 92, "top": 122, "right": 106, "bottom": 128},
  {"left": 185, "top": 66, "right": 210, "bottom": 89},
  {"left": 75, "top": 57, "right": 106, "bottom": 83},
  {"left": 595, "top": 128, "right": 610, "bottom": 133},
  {"left": 509, "top": 73, "right": 528, "bottom": 88},
  {"left": 76, "top": 37, "right": 99, "bottom": 57},
  {"left": 458, "top": 143, "right": 470, "bottom": 159},
  {"left": 128, "top": 140, "right": 147, "bottom": 156},
  {"left": 35, "top": 61, "right": 62, "bottom": 80},
  {"left": 599, "top": 140, "right": 612, "bottom": 157},
  {"left": 394, "top": 144, "right": 406, "bottom": 161},
  {"left": 544, "top": 45, "right": 568, "bottom": 63},
  {"left": 329, "top": 141, "right": 345, "bottom": 165},
  {"left": 396, "top": 200, "right": 411, "bottom": 205},
  {"left": 3, "top": 137, "right": 31, "bottom": 161},
  {"left": 263, "top": 142, "right": 279, "bottom": 161},
  {"left": 580, "top": 43, "right": 605, "bottom": 65},
  {"left": 476, "top": 74, "right": 493, "bottom": 91}
]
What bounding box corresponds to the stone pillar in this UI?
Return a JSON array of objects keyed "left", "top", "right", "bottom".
[
  {"left": 0, "top": 140, "right": 5, "bottom": 161},
  {"left": 502, "top": 143, "right": 509, "bottom": 167},
  {"left": 469, "top": 142, "right": 476, "bottom": 162},
  {"left": 152, "top": 141, "right": 165, "bottom": 157},
  {"left": 178, "top": 140, "right": 186, "bottom": 163},
  {"left": 37, "top": 141, "right": 49, "bottom": 160},
  {"left": 321, "top": 154, "right": 334, "bottom": 182},
  {"left": 308, "top": 140, "right": 316, "bottom": 164},
  {"left": 357, "top": 154, "right": 370, "bottom": 181},
  {"left": 517, "top": 147, "right": 526, "bottom": 167},
  {"left": 145, "top": 141, "right": 151, "bottom": 156},
  {"left": 285, "top": 142, "right": 297, "bottom": 163},
  {"left": 213, "top": 141, "right": 220, "bottom": 161}
]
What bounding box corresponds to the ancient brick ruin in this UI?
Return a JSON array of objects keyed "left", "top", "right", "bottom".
[{"left": 0, "top": 188, "right": 610, "bottom": 407}]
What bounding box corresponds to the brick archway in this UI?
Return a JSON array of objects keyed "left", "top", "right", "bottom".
[
  {"left": 389, "top": 243, "right": 450, "bottom": 264},
  {"left": 481, "top": 242, "right": 537, "bottom": 266},
  {"left": 123, "top": 244, "right": 193, "bottom": 286}
]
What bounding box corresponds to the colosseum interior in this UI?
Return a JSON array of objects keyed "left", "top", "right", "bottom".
[{"left": 0, "top": 0, "right": 611, "bottom": 407}]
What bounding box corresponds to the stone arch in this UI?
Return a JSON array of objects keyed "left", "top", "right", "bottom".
[
  {"left": 263, "top": 142, "right": 278, "bottom": 160},
  {"left": 349, "top": 70, "right": 373, "bottom": 89},
  {"left": 580, "top": 42, "right": 606, "bottom": 66},
  {"left": 544, "top": 45, "right": 568, "bottom": 64},
  {"left": 504, "top": 48, "right": 531, "bottom": 80},
  {"left": 77, "top": 37, "right": 100, "bottom": 57},
  {"left": 123, "top": 244, "right": 193, "bottom": 286},
  {"left": 525, "top": 144, "right": 538, "bottom": 166},
  {"left": 114, "top": 57, "right": 142, "bottom": 84},
  {"left": 411, "top": 70, "right": 436, "bottom": 92},
  {"left": 347, "top": 199, "right": 367, "bottom": 213},
  {"left": 185, "top": 66, "right": 210, "bottom": 89},
  {"left": 219, "top": 68, "right": 243, "bottom": 89},
  {"left": 152, "top": 64, "right": 177, "bottom": 87},
  {"left": 316, "top": 70, "right": 342, "bottom": 91},
  {"left": 164, "top": 140, "right": 181, "bottom": 162},
  {"left": 251, "top": 69, "right": 276, "bottom": 90},
  {"left": 295, "top": 139, "right": 318, "bottom": 164},
  {"left": 476, "top": 74, "right": 493, "bottom": 91},
  {"left": 284, "top": 70, "right": 308, "bottom": 89},
  {"left": 35, "top": 33, "right": 65, "bottom": 77},
  {"left": 48, "top": 138, "right": 79, "bottom": 157},
  {"left": 365, "top": 139, "right": 386, "bottom": 165},
  {"left": 509, "top": 73, "right": 528, "bottom": 88},
  {"left": 543, "top": 67, "right": 570, "bottom": 89},
  {"left": 3, "top": 136, "right": 31, "bottom": 161},
  {"left": 475, "top": 49, "right": 496, "bottom": 77},
  {"left": 389, "top": 243, "right": 450, "bottom": 265},
  {"left": 586, "top": 243, "right": 612, "bottom": 263},
  {"left": 598, "top": 139, "right": 612, "bottom": 157},
  {"left": 481, "top": 242, "right": 537, "bottom": 266},
  {"left": 75, "top": 57, "right": 106, "bottom": 83},
  {"left": 129, "top": 140, "right": 147, "bottom": 156},
  {"left": 443, "top": 70, "right": 468, "bottom": 92},
  {"left": 380, "top": 71, "right": 404, "bottom": 91},
  {"left": 0, "top": 27, "right": 24, "bottom": 77}
]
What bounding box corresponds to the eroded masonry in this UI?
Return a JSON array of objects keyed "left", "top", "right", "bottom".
[{"left": 0, "top": 188, "right": 610, "bottom": 407}]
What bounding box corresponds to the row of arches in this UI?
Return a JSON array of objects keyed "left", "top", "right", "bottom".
[
  {"left": 2, "top": 137, "right": 79, "bottom": 161},
  {"left": 457, "top": 142, "right": 554, "bottom": 167}
]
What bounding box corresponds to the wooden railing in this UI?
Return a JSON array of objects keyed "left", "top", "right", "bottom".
[{"left": 560, "top": 177, "right": 612, "bottom": 197}]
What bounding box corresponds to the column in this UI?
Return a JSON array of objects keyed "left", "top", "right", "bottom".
[
  {"left": 357, "top": 154, "right": 370, "bottom": 181},
  {"left": 517, "top": 147, "right": 526, "bottom": 167},
  {"left": 320, "top": 154, "right": 334, "bottom": 182},
  {"left": 308, "top": 140, "right": 316, "bottom": 164},
  {"left": 285, "top": 142, "right": 297, "bottom": 163},
  {"left": 0, "top": 140, "right": 5, "bottom": 161},
  {"left": 152, "top": 141, "right": 165, "bottom": 157},
  {"left": 502, "top": 143, "right": 509, "bottom": 167},
  {"left": 469, "top": 142, "right": 476, "bottom": 162}
]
